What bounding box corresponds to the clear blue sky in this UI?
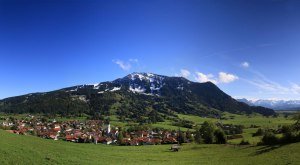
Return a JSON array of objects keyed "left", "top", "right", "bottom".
[{"left": 1, "top": 0, "right": 300, "bottom": 100}]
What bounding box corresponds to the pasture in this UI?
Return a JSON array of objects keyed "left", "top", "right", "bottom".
[{"left": 0, "top": 129, "right": 299, "bottom": 165}]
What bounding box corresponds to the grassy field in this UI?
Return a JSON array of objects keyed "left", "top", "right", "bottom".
[
  {"left": 227, "top": 128, "right": 262, "bottom": 145},
  {"left": 0, "top": 129, "right": 299, "bottom": 165},
  {"left": 149, "top": 112, "right": 294, "bottom": 132},
  {"left": 178, "top": 112, "right": 295, "bottom": 127},
  {"left": 152, "top": 120, "right": 192, "bottom": 131}
]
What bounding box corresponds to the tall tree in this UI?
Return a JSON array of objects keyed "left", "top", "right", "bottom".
[
  {"left": 214, "top": 129, "right": 227, "bottom": 144},
  {"left": 200, "top": 121, "right": 216, "bottom": 144},
  {"left": 117, "top": 131, "right": 124, "bottom": 145},
  {"left": 185, "top": 129, "right": 193, "bottom": 142},
  {"left": 292, "top": 112, "right": 300, "bottom": 131},
  {"left": 194, "top": 129, "right": 202, "bottom": 144},
  {"left": 177, "top": 129, "right": 186, "bottom": 144}
]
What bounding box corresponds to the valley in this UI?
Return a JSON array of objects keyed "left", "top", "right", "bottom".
[
  {"left": 0, "top": 73, "right": 299, "bottom": 164},
  {"left": 0, "top": 114, "right": 299, "bottom": 165},
  {"left": 2, "top": 0, "right": 300, "bottom": 164}
]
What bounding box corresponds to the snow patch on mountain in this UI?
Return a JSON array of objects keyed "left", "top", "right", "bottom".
[
  {"left": 66, "top": 73, "right": 167, "bottom": 96},
  {"left": 129, "top": 86, "right": 146, "bottom": 93},
  {"left": 126, "top": 73, "right": 165, "bottom": 95},
  {"left": 130, "top": 73, "right": 150, "bottom": 81},
  {"left": 110, "top": 87, "right": 121, "bottom": 92}
]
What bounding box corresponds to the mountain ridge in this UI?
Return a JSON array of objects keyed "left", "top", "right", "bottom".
[
  {"left": 0, "top": 73, "right": 275, "bottom": 120},
  {"left": 237, "top": 98, "right": 300, "bottom": 110}
]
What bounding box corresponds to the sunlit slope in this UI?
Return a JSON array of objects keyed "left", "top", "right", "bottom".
[{"left": 0, "top": 130, "right": 299, "bottom": 165}]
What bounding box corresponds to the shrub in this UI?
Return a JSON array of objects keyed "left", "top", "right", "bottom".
[
  {"left": 280, "top": 125, "right": 292, "bottom": 134},
  {"left": 261, "top": 132, "right": 279, "bottom": 145},
  {"left": 219, "top": 124, "right": 244, "bottom": 135},
  {"left": 239, "top": 139, "right": 250, "bottom": 145},
  {"left": 250, "top": 124, "right": 260, "bottom": 128},
  {"left": 252, "top": 128, "right": 264, "bottom": 137},
  {"left": 280, "top": 130, "right": 299, "bottom": 144},
  {"left": 227, "top": 134, "right": 243, "bottom": 140},
  {"left": 172, "top": 119, "right": 194, "bottom": 129}
]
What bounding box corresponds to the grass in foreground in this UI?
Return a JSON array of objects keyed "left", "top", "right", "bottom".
[{"left": 0, "top": 130, "right": 299, "bottom": 165}]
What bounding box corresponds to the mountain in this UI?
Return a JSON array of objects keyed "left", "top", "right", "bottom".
[
  {"left": 0, "top": 73, "right": 275, "bottom": 121},
  {"left": 238, "top": 98, "right": 255, "bottom": 106},
  {"left": 237, "top": 98, "right": 300, "bottom": 110}
]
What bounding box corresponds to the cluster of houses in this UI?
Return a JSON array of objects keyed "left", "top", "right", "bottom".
[{"left": 1, "top": 115, "right": 179, "bottom": 146}]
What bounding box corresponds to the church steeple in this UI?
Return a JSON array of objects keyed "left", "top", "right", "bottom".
[{"left": 107, "top": 123, "right": 111, "bottom": 134}]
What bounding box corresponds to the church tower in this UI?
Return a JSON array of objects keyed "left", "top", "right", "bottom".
[{"left": 107, "top": 123, "right": 111, "bottom": 134}]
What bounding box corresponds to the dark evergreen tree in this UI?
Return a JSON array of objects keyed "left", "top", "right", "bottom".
[{"left": 177, "top": 129, "right": 186, "bottom": 144}]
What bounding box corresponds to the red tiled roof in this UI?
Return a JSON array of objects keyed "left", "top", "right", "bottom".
[
  {"left": 53, "top": 127, "right": 61, "bottom": 132},
  {"left": 65, "top": 135, "right": 75, "bottom": 141}
]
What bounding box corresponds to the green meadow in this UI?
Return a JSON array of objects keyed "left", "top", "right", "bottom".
[
  {"left": 178, "top": 112, "right": 295, "bottom": 127},
  {"left": 0, "top": 129, "right": 299, "bottom": 165}
]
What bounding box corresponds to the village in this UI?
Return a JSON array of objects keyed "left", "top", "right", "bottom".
[{"left": 0, "top": 115, "right": 180, "bottom": 146}]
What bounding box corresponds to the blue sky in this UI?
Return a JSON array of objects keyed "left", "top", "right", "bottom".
[{"left": 0, "top": 0, "right": 300, "bottom": 100}]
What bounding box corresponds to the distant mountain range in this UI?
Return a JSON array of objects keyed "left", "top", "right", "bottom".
[
  {"left": 0, "top": 73, "right": 275, "bottom": 121},
  {"left": 237, "top": 98, "right": 300, "bottom": 110}
]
